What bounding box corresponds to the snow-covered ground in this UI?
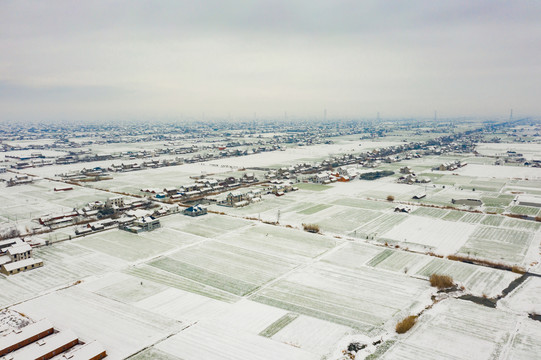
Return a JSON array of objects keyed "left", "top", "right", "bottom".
[{"left": 1, "top": 142, "right": 541, "bottom": 359}]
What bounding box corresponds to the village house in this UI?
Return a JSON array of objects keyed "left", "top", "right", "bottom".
[
  {"left": 435, "top": 160, "right": 467, "bottom": 171},
  {"left": 0, "top": 240, "right": 43, "bottom": 276},
  {"left": 122, "top": 216, "right": 161, "bottom": 233},
  {"left": 6, "top": 175, "right": 34, "bottom": 187},
  {"left": 398, "top": 173, "right": 417, "bottom": 184},
  {"left": 394, "top": 205, "right": 412, "bottom": 213},
  {"left": 39, "top": 211, "right": 78, "bottom": 227},
  {"left": 242, "top": 172, "right": 258, "bottom": 183},
  {"left": 515, "top": 195, "right": 541, "bottom": 208},
  {"left": 226, "top": 191, "right": 250, "bottom": 207},
  {"left": 314, "top": 172, "right": 331, "bottom": 184},
  {"left": 412, "top": 192, "right": 426, "bottom": 199},
  {"left": 399, "top": 166, "right": 414, "bottom": 174},
  {"left": 106, "top": 196, "right": 124, "bottom": 209},
  {"left": 183, "top": 204, "right": 208, "bottom": 217}
]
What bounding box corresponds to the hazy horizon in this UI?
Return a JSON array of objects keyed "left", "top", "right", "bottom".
[{"left": 1, "top": 1, "right": 541, "bottom": 122}]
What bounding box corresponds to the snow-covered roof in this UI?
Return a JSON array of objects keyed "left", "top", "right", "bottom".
[
  {"left": 9, "top": 330, "right": 77, "bottom": 360},
  {"left": 186, "top": 204, "right": 206, "bottom": 212},
  {"left": 0, "top": 255, "right": 11, "bottom": 266},
  {"left": 516, "top": 195, "right": 541, "bottom": 206},
  {"left": 58, "top": 341, "right": 105, "bottom": 360},
  {"left": 0, "top": 319, "right": 54, "bottom": 352},
  {"left": 2, "top": 258, "right": 43, "bottom": 272},
  {"left": 7, "top": 243, "right": 32, "bottom": 256}
]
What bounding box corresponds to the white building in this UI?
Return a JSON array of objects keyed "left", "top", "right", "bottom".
[{"left": 106, "top": 196, "right": 124, "bottom": 209}]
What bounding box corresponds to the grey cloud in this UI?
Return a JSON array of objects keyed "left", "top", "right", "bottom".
[{"left": 1, "top": 1, "right": 540, "bottom": 120}]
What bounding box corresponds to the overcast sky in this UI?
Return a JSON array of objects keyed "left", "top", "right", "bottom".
[{"left": 1, "top": 1, "right": 540, "bottom": 122}]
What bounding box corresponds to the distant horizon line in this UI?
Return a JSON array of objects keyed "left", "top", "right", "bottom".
[{"left": 0, "top": 114, "right": 536, "bottom": 125}]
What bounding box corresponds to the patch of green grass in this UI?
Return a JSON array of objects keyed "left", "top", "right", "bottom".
[
  {"left": 412, "top": 207, "right": 449, "bottom": 218},
  {"left": 150, "top": 257, "right": 256, "bottom": 296},
  {"left": 125, "top": 265, "right": 239, "bottom": 303},
  {"left": 509, "top": 206, "right": 540, "bottom": 216},
  {"left": 259, "top": 313, "right": 299, "bottom": 338},
  {"left": 366, "top": 249, "right": 394, "bottom": 267},
  {"left": 441, "top": 211, "right": 464, "bottom": 221},
  {"left": 299, "top": 204, "right": 332, "bottom": 215},
  {"left": 458, "top": 213, "right": 485, "bottom": 224},
  {"left": 295, "top": 183, "right": 330, "bottom": 191},
  {"left": 480, "top": 215, "right": 505, "bottom": 226}
]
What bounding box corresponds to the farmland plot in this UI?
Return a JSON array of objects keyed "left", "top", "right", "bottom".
[
  {"left": 163, "top": 213, "right": 252, "bottom": 238},
  {"left": 89, "top": 272, "right": 169, "bottom": 304},
  {"left": 149, "top": 240, "right": 299, "bottom": 296},
  {"left": 134, "top": 287, "right": 233, "bottom": 323},
  {"left": 504, "top": 319, "right": 541, "bottom": 360},
  {"left": 481, "top": 194, "right": 514, "bottom": 208},
  {"left": 216, "top": 223, "right": 339, "bottom": 261},
  {"left": 125, "top": 264, "right": 240, "bottom": 303},
  {"left": 210, "top": 299, "right": 288, "bottom": 334},
  {"left": 509, "top": 205, "right": 540, "bottom": 217},
  {"left": 381, "top": 299, "right": 520, "bottom": 360},
  {"left": 251, "top": 262, "right": 431, "bottom": 333},
  {"left": 270, "top": 315, "right": 353, "bottom": 359},
  {"left": 415, "top": 258, "right": 520, "bottom": 297},
  {"left": 332, "top": 197, "right": 396, "bottom": 211},
  {"left": 501, "top": 218, "right": 541, "bottom": 231},
  {"left": 367, "top": 249, "right": 432, "bottom": 275},
  {"left": 480, "top": 215, "right": 505, "bottom": 226},
  {"left": 12, "top": 287, "right": 181, "bottom": 360},
  {"left": 458, "top": 226, "right": 534, "bottom": 265},
  {"left": 457, "top": 212, "right": 485, "bottom": 224},
  {"left": 383, "top": 216, "right": 476, "bottom": 254},
  {"left": 469, "top": 179, "right": 506, "bottom": 192},
  {"left": 411, "top": 207, "right": 449, "bottom": 219},
  {"left": 316, "top": 207, "right": 383, "bottom": 234},
  {"left": 321, "top": 242, "right": 383, "bottom": 270},
  {"left": 155, "top": 321, "right": 315, "bottom": 360},
  {"left": 0, "top": 242, "right": 125, "bottom": 308},
  {"left": 456, "top": 164, "right": 541, "bottom": 179},
  {"left": 354, "top": 212, "right": 409, "bottom": 238},
  {"left": 295, "top": 183, "right": 330, "bottom": 192},
  {"left": 441, "top": 210, "right": 465, "bottom": 221},
  {"left": 128, "top": 348, "right": 181, "bottom": 360},
  {"left": 499, "top": 276, "right": 541, "bottom": 314},
  {"left": 76, "top": 229, "right": 176, "bottom": 262},
  {"left": 298, "top": 203, "right": 332, "bottom": 215}
]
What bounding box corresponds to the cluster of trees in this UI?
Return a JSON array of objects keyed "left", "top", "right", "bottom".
[
  {"left": 359, "top": 170, "right": 394, "bottom": 180},
  {"left": 0, "top": 227, "right": 20, "bottom": 240}
]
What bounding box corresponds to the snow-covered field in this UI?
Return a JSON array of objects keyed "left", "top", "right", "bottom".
[
  {"left": 12, "top": 288, "right": 181, "bottom": 360},
  {"left": 380, "top": 298, "right": 541, "bottom": 360},
  {"left": 475, "top": 142, "right": 541, "bottom": 160},
  {"left": 383, "top": 216, "right": 476, "bottom": 254},
  {"left": 455, "top": 164, "right": 541, "bottom": 180},
  {"left": 500, "top": 276, "right": 541, "bottom": 315},
  {"left": 2, "top": 142, "right": 541, "bottom": 359},
  {"left": 0, "top": 179, "right": 112, "bottom": 227}
]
